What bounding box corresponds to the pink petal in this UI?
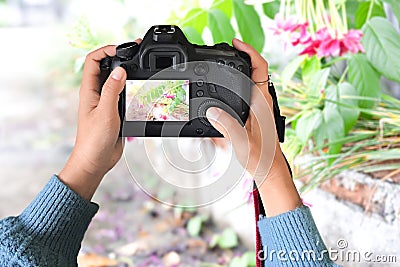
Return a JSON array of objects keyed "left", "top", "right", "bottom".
[
  {"left": 318, "top": 39, "right": 341, "bottom": 57},
  {"left": 301, "top": 198, "right": 313, "bottom": 207}
]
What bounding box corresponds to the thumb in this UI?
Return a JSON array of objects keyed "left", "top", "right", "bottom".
[
  {"left": 206, "top": 107, "right": 246, "bottom": 141},
  {"left": 99, "top": 67, "right": 126, "bottom": 112}
]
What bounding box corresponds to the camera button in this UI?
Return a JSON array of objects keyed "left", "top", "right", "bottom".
[
  {"left": 196, "top": 90, "right": 204, "bottom": 97},
  {"left": 228, "top": 62, "right": 235, "bottom": 68},
  {"left": 217, "top": 60, "right": 225, "bottom": 65},
  {"left": 196, "top": 79, "right": 205, "bottom": 87},
  {"left": 194, "top": 63, "right": 209, "bottom": 76},
  {"left": 196, "top": 128, "right": 204, "bottom": 135},
  {"left": 237, "top": 65, "right": 244, "bottom": 72},
  {"left": 130, "top": 64, "right": 138, "bottom": 72},
  {"left": 208, "top": 84, "right": 217, "bottom": 93}
]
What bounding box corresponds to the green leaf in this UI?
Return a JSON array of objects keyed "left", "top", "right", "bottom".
[
  {"left": 262, "top": 0, "right": 280, "bottom": 19},
  {"left": 209, "top": 234, "right": 220, "bottom": 248},
  {"left": 324, "top": 83, "right": 359, "bottom": 136},
  {"left": 187, "top": 215, "right": 205, "bottom": 237},
  {"left": 67, "top": 16, "right": 100, "bottom": 49},
  {"left": 296, "top": 109, "right": 323, "bottom": 143},
  {"left": 312, "top": 88, "right": 346, "bottom": 157},
  {"left": 281, "top": 55, "right": 307, "bottom": 90},
  {"left": 228, "top": 251, "right": 257, "bottom": 267},
  {"left": 242, "top": 251, "right": 256, "bottom": 267},
  {"left": 211, "top": 0, "right": 233, "bottom": 18},
  {"left": 313, "top": 119, "right": 329, "bottom": 148},
  {"left": 337, "top": 83, "right": 360, "bottom": 133},
  {"left": 74, "top": 56, "right": 86, "bottom": 73},
  {"left": 362, "top": 17, "right": 400, "bottom": 83},
  {"left": 182, "top": 8, "right": 208, "bottom": 34},
  {"left": 382, "top": 0, "right": 400, "bottom": 27},
  {"left": 301, "top": 56, "right": 321, "bottom": 83},
  {"left": 217, "top": 228, "right": 238, "bottom": 249},
  {"left": 348, "top": 53, "right": 381, "bottom": 109},
  {"left": 229, "top": 257, "right": 247, "bottom": 267},
  {"left": 183, "top": 26, "right": 205, "bottom": 45},
  {"left": 233, "top": 0, "right": 265, "bottom": 52},
  {"left": 308, "top": 68, "right": 330, "bottom": 95},
  {"left": 323, "top": 102, "right": 345, "bottom": 156},
  {"left": 208, "top": 9, "right": 235, "bottom": 43},
  {"left": 354, "top": 2, "right": 386, "bottom": 29},
  {"left": 346, "top": 1, "right": 361, "bottom": 29}
]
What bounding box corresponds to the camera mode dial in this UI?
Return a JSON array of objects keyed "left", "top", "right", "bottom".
[{"left": 116, "top": 42, "right": 139, "bottom": 60}]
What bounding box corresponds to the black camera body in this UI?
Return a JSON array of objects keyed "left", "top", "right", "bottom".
[{"left": 100, "top": 25, "right": 252, "bottom": 137}]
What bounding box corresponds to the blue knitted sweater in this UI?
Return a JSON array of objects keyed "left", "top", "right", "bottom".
[{"left": 0, "top": 176, "right": 340, "bottom": 266}]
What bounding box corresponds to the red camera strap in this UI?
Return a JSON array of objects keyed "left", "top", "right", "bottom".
[{"left": 253, "top": 185, "right": 265, "bottom": 267}]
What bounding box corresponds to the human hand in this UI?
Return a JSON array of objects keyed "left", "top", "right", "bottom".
[
  {"left": 59, "top": 40, "right": 141, "bottom": 201},
  {"left": 206, "top": 39, "right": 301, "bottom": 216}
]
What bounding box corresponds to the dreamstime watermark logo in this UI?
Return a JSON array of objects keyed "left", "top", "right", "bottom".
[
  {"left": 257, "top": 238, "right": 398, "bottom": 264},
  {"left": 123, "top": 61, "right": 276, "bottom": 208}
]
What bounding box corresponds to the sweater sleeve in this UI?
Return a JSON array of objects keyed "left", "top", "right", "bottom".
[
  {"left": 257, "top": 205, "right": 341, "bottom": 267},
  {"left": 0, "top": 175, "right": 99, "bottom": 267}
]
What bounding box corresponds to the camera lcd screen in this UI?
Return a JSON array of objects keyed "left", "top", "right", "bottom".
[{"left": 125, "top": 80, "right": 190, "bottom": 121}]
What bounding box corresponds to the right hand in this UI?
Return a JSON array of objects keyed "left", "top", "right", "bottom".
[{"left": 206, "top": 38, "right": 302, "bottom": 216}]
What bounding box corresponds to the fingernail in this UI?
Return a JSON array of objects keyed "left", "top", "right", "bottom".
[
  {"left": 233, "top": 38, "right": 244, "bottom": 44},
  {"left": 111, "top": 67, "right": 124, "bottom": 81},
  {"left": 206, "top": 107, "right": 221, "bottom": 121}
]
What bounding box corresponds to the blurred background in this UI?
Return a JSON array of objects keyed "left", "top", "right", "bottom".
[{"left": 0, "top": 0, "right": 399, "bottom": 266}]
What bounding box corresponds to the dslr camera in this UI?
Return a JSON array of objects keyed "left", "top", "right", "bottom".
[{"left": 100, "top": 25, "right": 252, "bottom": 137}]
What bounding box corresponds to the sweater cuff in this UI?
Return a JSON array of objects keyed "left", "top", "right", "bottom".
[
  {"left": 258, "top": 205, "right": 335, "bottom": 266},
  {"left": 19, "top": 175, "right": 98, "bottom": 259}
]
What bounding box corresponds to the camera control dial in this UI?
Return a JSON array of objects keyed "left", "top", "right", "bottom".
[{"left": 116, "top": 42, "right": 139, "bottom": 60}]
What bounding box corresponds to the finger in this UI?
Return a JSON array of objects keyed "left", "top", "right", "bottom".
[
  {"left": 232, "top": 38, "right": 269, "bottom": 83},
  {"left": 98, "top": 67, "right": 126, "bottom": 113},
  {"left": 206, "top": 107, "right": 251, "bottom": 170},
  {"left": 210, "top": 137, "right": 229, "bottom": 151},
  {"left": 232, "top": 38, "right": 274, "bottom": 119},
  {"left": 206, "top": 107, "right": 246, "bottom": 141},
  {"left": 81, "top": 38, "right": 143, "bottom": 90},
  {"left": 80, "top": 39, "right": 143, "bottom": 113},
  {"left": 80, "top": 45, "right": 117, "bottom": 112}
]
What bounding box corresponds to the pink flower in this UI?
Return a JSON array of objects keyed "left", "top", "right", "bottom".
[
  {"left": 273, "top": 14, "right": 365, "bottom": 58},
  {"left": 138, "top": 103, "right": 144, "bottom": 109},
  {"left": 318, "top": 38, "right": 341, "bottom": 57},
  {"left": 291, "top": 23, "right": 311, "bottom": 46},
  {"left": 340, "top": 29, "right": 365, "bottom": 55},
  {"left": 300, "top": 28, "right": 343, "bottom": 58},
  {"left": 272, "top": 14, "right": 300, "bottom": 35},
  {"left": 301, "top": 198, "right": 313, "bottom": 207},
  {"left": 159, "top": 114, "right": 167, "bottom": 120},
  {"left": 272, "top": 14, "right": 312, "bottom": 51},
  {"left": 244, "top": 190, "right": 254, "bottom": 204},
  {"left": 299, "top": 42, "right": 318, "bottom": 57},
  {"left": 163, "top": 93, "right": 175, "bottom": 99}
]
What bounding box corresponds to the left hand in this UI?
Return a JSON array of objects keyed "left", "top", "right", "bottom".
[{"left": 59, "top": 41, "right": 141, "bottom": 201}]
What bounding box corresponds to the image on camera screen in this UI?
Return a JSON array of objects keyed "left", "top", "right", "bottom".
[{"left": 125, "top": 80, "right": 190, "bottom": 121}]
